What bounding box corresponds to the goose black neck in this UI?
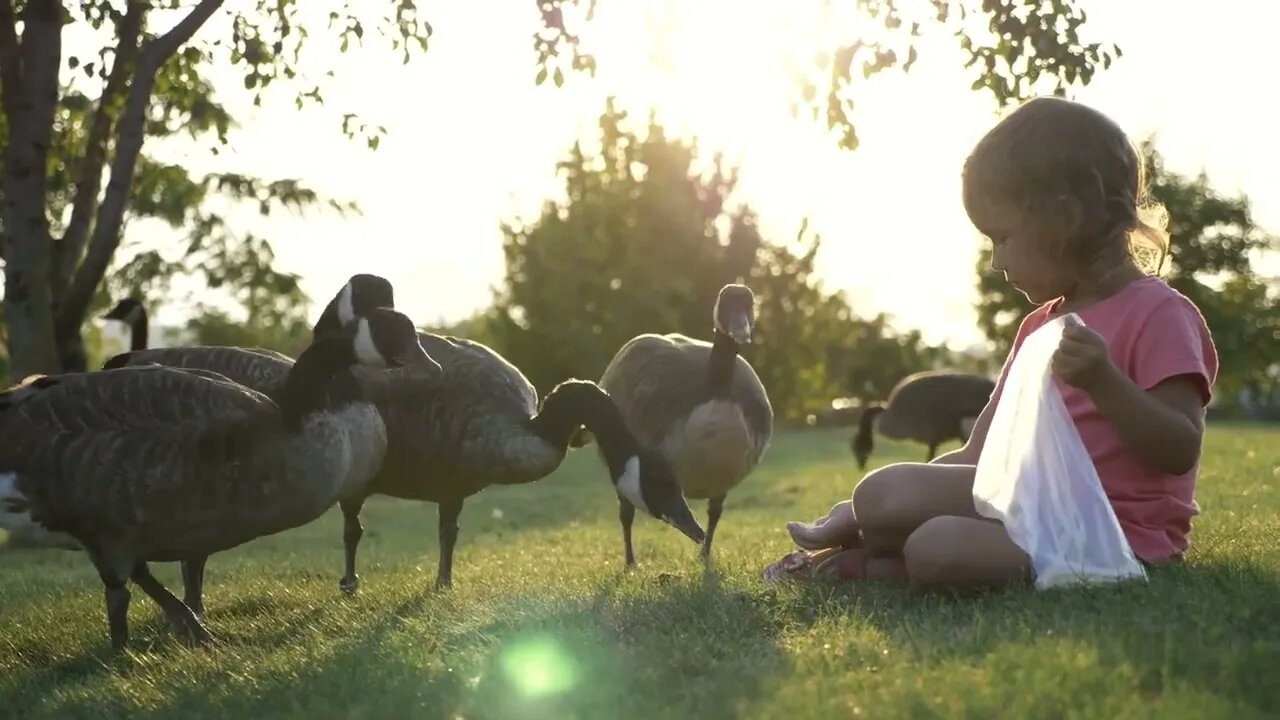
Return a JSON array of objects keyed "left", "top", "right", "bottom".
[
  {"left": 312, "top": 297, "right": 344, "bottom": 338},
  {"left": 275, "top": 336, "right": 359, "bottom": 431},
  {"left": 530, "top": 379, "right": 639, "bottom": 480},
  {"left": 130, "top": 311, "right": 149, "bottom": 351},
  {"left": 708, "top": 330, "right": 739, "bottom": 398}
]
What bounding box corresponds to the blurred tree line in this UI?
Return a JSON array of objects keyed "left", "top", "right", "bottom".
[
  {"left": 438, "top": 102, "right": 968, "bottom": 423},
  {"left": 975, "top": 141, "right": 1280, "bottom": 417}
]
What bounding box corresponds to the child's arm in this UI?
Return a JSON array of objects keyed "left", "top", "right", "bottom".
[
  {"left": 931, "top": 396, "right": 998, "bottom": 466},
  {"left": 1088, "top": 373, "right": 1205, "bottom": 475},
  {"left": 1053, "top": 323, "right": 1206, "bottom": 475}
]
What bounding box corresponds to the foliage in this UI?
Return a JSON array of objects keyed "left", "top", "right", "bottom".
[
  {"left": 1, "top": 424, "right": 1276, "bottom": 715},
  {"left": 489, "top": 102, "right": 958, "bottom": 421},
  {"left": 0, "top": 0, "right": 430, "bottom": 378},
  {"left": 974, "top": 141, "right": 1280, "bottom": 413},
  {"left": 537, "top": 0, "right": 1118, "bottom": 149}
]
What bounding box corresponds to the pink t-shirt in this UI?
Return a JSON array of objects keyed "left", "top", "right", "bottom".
[{"left": 989, "top": 276, "right": 1219, "bottom": 564}]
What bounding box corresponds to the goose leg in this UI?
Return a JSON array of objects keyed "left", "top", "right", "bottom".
[
  {"left": 619, "top": 500, "right": 636, "bottom": 567},
  {"left": 435, "top": 499, "right": 463, "bottom": 590},
  {"left": 339, "top": 496, "right": 367, "bottom": 596},
  {"left": 132, "top": 563, "right": 216, "bottom": 646},
  {"left": 84, "top": 543, "right": 131, "bottom": 651},
  {"left": 701, "top": 495, "right": 726, "bottom": 560},
  {"left": 180, "top": 556, "right": 207, "bottom": 617},
  {"left": 925, "top": 443, "right": 938, "bottom": 462}
]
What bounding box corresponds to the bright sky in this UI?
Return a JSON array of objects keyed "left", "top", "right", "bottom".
[{"left": 134, "top": 0, "right": 1280, "bottom": 352}]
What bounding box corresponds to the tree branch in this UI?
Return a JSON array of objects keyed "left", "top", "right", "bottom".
[
  {"left": 0, "top": 0, "right": 20, "bottom": 115},
  {"left": 59, "top": 0, "right": 225, "bottom": 334},
  {"left": 53, "top": 0, "right": 146, "bottom": 301}
]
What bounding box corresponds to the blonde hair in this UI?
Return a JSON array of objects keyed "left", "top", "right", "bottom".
[{"left": 962, "top": 96, "right": 1170, "bottom": 275}]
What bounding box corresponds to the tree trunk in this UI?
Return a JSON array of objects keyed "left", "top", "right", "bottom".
[
  {"left": 1, "top": 0, "right": 64, "bottom": 379},
  {"left": 2, "top": 254, "right": 59, "bottom": 379},
  {"left": 56, "top": 326, "right": 88, "bottom": 372}
]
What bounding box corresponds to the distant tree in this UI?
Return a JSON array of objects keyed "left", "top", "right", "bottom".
[
  {"left": 538, "top": 0, "right": 1118, "bottom": 149},
  {"left": 490, "top": 101, "right": 960, "bottom": 421},
  {"left": 975, "top": 141, "right": 1280, "bottom": 411},
  {"left": 0, "top": 1, "right": 427, "bottom": 379}
]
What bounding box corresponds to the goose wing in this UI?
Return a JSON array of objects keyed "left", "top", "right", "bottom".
[
  {"left": 0, "top": 366, "right": 285, "bottom": 543},
  {"left": 104, "top": 345, "right": 293, "bottom": 396},
  {"left": 375, "top": 333, "right": 538, "bottom": 473},
  {"left": 600, "top": 334, "right": 774, "bottom": 460}
]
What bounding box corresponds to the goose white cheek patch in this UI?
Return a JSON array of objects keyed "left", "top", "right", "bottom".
[
  {"left": 616, "top": 456, "right": 646, "bottom": 511},
  {"left": 337, "top": 283, "right": 355, "bottom": 326},
  {"left": 353, "top": 320, "right": 386, "bottom": 366}
]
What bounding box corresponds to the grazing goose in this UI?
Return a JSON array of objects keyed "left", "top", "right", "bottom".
[
  {"left": 338, "top": 332, "right": 707, "bottom": 592},
  {"left": 596, "top": 283, "right": 774, "bottom": 564},
  {"left": 0, "top": 308, "right": 437, "bottom": 650},
  {"left": 96, "top": 274, "right": 399, "bottom": 616},
  {"left": 850, "top": 370, "right": 996, "bottom": 469}
]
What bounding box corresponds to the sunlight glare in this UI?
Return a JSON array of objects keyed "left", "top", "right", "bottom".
[{"left": 500, "top": 635, "right": 578, "bottom": 699}]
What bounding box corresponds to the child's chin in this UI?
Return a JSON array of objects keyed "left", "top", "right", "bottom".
[{"left": 1017, "top": 286, "right": 1056, "bottom": 305}]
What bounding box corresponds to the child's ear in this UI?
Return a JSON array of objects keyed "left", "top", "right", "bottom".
[{"left": 1056, "top": 194, "right": 1086, "bottom": 240}]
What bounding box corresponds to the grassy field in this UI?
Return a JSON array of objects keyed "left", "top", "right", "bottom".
[{"left": 1, "top": 424, "right": 1277, "bottom": 719}]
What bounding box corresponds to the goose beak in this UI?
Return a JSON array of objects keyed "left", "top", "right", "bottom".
[{"left": 728, "top": 316, "right": 753, "bottom": 345}]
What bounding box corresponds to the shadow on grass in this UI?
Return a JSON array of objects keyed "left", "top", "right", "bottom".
[
  {"left": 800, "top": 558, "right": 1280, "bottom": 715},
  {"left": 97, "top": 567, "right": 791, "bottom": 720}
]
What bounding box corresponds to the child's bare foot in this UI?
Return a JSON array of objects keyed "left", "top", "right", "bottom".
[{"left": 787, "top": 500, "right": 859, "bottom": 550}]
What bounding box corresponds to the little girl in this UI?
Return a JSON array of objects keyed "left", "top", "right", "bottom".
[{"left": 765, "top": 97, "right": 1219, "bottom": 590}]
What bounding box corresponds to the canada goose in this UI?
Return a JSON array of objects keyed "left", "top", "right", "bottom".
[
  {"left": 0, "top": 308, "right": 437, "bottom": 650},
  {"left": 96, "top": 274, "right": 400, "bottom": 616},
  {"left": 850, "top": 370, "right": 996, "bottom": 469},
  {"left": 337, "top": 332, "right": 707, "bottom": 593},
  {"left": 103, "top": 297, "right": 149, "bottom": 351},
  {"left": 596, "top": 284, "right": 774, "bottom": 564}
]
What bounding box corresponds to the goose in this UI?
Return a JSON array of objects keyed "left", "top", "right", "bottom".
[
  {"left": 594, "top": 283, "right": 774, "bottom": 564},
  {"left": 337, "top": 332, "right": 707, "bottom": 592},
  {"left": 95, "top": 274, "right": 398, "bottom": 616},
  {"left": 103, "top": 297, "right": 149, "bottom": 352},
  {"left": 0, "top": 307, "right": 438, "bottom": 650},
  {"left": 850, "top": 370, "right": 996, "bottom": 468}
]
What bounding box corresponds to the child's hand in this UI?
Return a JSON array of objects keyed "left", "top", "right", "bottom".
[{"left": 1052, "top": 320, "right": 1119, "bottom": 393}]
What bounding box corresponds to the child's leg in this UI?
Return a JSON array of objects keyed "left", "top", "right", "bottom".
[
  {"left": 852, "top": 462, "right": 982, "bottom": 554},
  {"left": 812, "top": 516, "right": 1029, "bottom": 590},
  {"left": 902, "top": 516, "right": 1030, "bottom": 590}
]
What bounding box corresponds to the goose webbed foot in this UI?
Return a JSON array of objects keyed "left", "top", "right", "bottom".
[
  {"left": 131, "top": 562, "right": 219, "bottom": 648},
  {"left": 339, "top": 574, "right": 360, "bottom": 596}
]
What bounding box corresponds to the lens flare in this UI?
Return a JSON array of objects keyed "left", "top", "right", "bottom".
[{"left": 499, "top": 636, "right": 578, "bottom": 699}]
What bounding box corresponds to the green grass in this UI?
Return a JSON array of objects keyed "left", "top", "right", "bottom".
[{"left": 1, "top": 425, "right": 1277, "bottom": 719}]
